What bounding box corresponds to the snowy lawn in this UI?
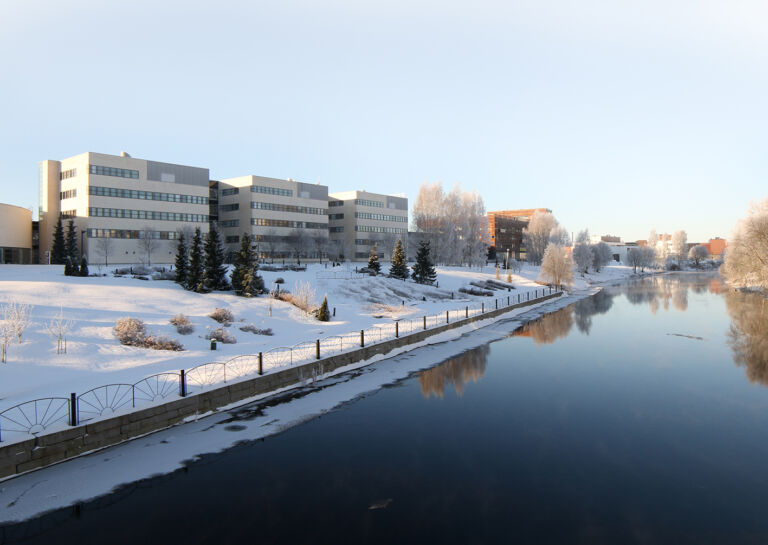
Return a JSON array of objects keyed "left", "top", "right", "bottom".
[{"left": 0, "top": 262, "right": 634, "bottom": 408}]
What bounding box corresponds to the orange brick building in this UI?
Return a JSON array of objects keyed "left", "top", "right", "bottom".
[
  {"left": 488, "top": 208, "right": 551, "bottom": 259},
  {"left": 703, "top": 237, "right": 727, "bottom": 258}
]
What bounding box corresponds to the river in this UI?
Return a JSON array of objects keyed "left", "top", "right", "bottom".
[{"left": 2, "top": 273, "right": 768, "bottom": 544}]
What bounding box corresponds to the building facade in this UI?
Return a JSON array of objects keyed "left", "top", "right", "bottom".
[
  {"left": 217, "top": 175, "right": 329, "bottom": 261},
  {"left": 487, "top": 208, "right": 551, "bottom": 260},
  {"left": 0, "top": 203, "right": 33, "bottom": 264},
  {"left": 327, "top": 191, "right": 408, "bottom": 261},
  {"left": 39, "top": 152, "right": 210, "bottom": 266}
]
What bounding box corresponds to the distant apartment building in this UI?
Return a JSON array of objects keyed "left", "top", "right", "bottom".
[
  {"left": 703, "top": 237, "right": 727, "bottom": 258},
  {"left": 0, "top": 203, "right": 33, "bottom": 264},
  {"left": 217, "top": 175, "right": 329, "bottom": 261},
  {"left": 39, "top": 152, "right": 210, "bottom": 266},
  {"left": 487, "top": 208, "right": 551, "bottom": 260},
  {"left": 327, "top": 191, "right": 408, "bottom": 261}
]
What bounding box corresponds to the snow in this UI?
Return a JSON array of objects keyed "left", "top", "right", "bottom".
[{"left": 0, "top": 262, "right": 635, "bottom": 433}]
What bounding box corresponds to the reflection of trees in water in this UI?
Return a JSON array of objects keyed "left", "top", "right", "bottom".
[
  {"left": 419, "top": 345, "right": 490, "bottom": 398},
  {"left": 623, "top": 275, "right": 691, "bottom": 313},
  {"left": 573, "top": 289, "right": 615, "bottom": 334},
  {"left": 725, "top": 290, "right": 768, "bottom": 386},
  {"left": 513, "top": 307, "right": 574, "bottom": 346}
]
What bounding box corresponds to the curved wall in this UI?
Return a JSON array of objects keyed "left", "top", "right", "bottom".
[{"left": 0, "top": 203, "right": 32, "bottom": 263}]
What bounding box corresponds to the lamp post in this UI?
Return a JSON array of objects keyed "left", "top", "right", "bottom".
[{"left": 80, "top": 230, "right": 86, "bottom": 261}]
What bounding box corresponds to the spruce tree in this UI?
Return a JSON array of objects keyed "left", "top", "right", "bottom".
[
  {"left": 368, "top": 244, "right": 381, "bottom": 274},
  {"left": 317, "top": 295, "right": 330, "bottom": 322},
  {"left": 411, "top": 241, "right": 437, "bottom": 285},
  {"left": 203, "top": 224, "right": 230, "bottom": 291},
  {"left": 388, "top": 239, "right": 409, "bottom": 279},
  {"left": 51, "top": 215, "right": 66, "bottom": 264},
  {"left": 174, "top": 233, "right": 189, "bottom": 286},
  {"left": 231, "top": 234, "right": 264, "bottom": 297},
  {"left": 79, "top": 256, "right": 89, "bottom": 277},
  {"left": 187, "top": 228, "right": 205, "bottom": 292},
  {"left": 64, "top": 220, "right": 79, "bottom": 276}
]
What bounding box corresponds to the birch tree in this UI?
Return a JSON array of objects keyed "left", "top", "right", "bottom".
[
  {"left": 723, "top": 198, "right": 768, "bottom": 289},
  {"left": 672, "top": 230, "right": 688, "bottom": 265},
  {"left": 522, "top": 211, "right": 564, "bottom": 265},
  {"left": 539, "top": 244, "right": 573, "bottom": 287}
]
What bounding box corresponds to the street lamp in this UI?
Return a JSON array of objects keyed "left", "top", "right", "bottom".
[{"left": 80, "top": 230, "right": 86, "bottom": 261}]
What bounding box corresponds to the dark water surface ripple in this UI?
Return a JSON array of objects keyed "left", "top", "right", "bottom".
[{"left": 4, "top": 273, "right": 768, "bottom": 545}]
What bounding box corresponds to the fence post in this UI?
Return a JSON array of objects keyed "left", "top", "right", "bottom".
[
  {"left": 423, "top": 316, "right": 426, "bottom": 330},
  {"left": 316, "top": 339, "right": 320, "bottom": 359},
  {"left": 179, "top": 370, "right": 187, "bottom": 397},
  {"left": 258, "top": 352, "right": 263, "bottom": 375},
  {"left": 360, "top": 329, "right": 365, "bottom": 347},
  {"left": 527, "top": 292, "right": 530, "bottom": 301},
  {"left": 465, "top": 306, "right": 468, "bottom": 318},
  {"left": 507, "top": 296, "right": 510, "bottom": 305},
  {"left": 482, "top": 302, "right": 484, "bottom": 313},
  {"left": 446, "top": 310, "right": 449, "bottom": 324},
  {"left": 70, "top": 393, "right": 78, "bottom": 426},
  {"left": 495, "top": 299, "right": 498, "bottom": 310},
  {"left": 395, "top": 321, "right": 399, "bottom": 338}
]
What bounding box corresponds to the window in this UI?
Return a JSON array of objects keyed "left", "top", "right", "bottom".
[
  {"left": 251, "top": 185, "right": 292, "bottom": 197},
  {"left": 88, "top": 207, "right": 208, "bottom": 223},
  {"left": 220, "top": 203, "right": 240, "bottom": 212},
  {"left": 328, "top": 200, "right": 344, "bottom": 207},
  {"left": 330, "top": 226, "right": 344, "bottom": 233},
  {"left": 60, "top": 189, "right": 77, "bottom": 200},
  {"left": 61, "top": 210, "right": 77, "bottom": 219},
  {"left": 89, "top": 165, "right": 139, "bottom": 179},
  {"left": 88, "top": 228, "right": 179, "bottom": 240},
  {"left": 225, "top": 235, "right": 240, "bottom": 243},
  {"left": 354, "top": 212, "right": 407, "bottom": 222},
  {"left": 354, "top": 199, "right": 383, "bottom": 208},
  {"left": 251, "top": 218, "right": 327, "bottom": 229},
  {"left": 220, "top": 219, "right": 240, "bottom": 228},
  {"left": 221, "top": 187, "right": 240, "bottom": 196},
  {"left": 88, "top": 186, "right": 207, "bottom": 204},
  {"left": 355, "top": 225, "right": 406, "bottom": 234},
  {"left": 59, "top": 168, "right": 77, "bottom": 180},
  {"left": 329, "top": 213, "right": 344, "bottom": 220},
  {"left": 251, "top": 202, "right": 327, "bottom": 215}
]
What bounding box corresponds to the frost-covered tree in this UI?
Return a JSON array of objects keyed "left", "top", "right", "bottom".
[
  {"left": 137, "top": 225, "right": 157, "bottom": 267},
  {"left": 51, "top": 215, "right": 66, "bottom": 265},
  {"left": 389, "top": 239, "right": 409, "bottom": 279},
  {"left": 368, "top": 244, "right": 381, "bottom": 274},
  {"left": 204, "top": 224, "right": 230, "bottom": 291},
  {"left": 572, "top": 230, "right": 592, "bottom": 275},
  {"left": 641, "top": 246, "right": 657, "bottom": 272},
  {"left": 522, "top": 211, "right": 563, "bottom": 265},
  {"left": 592, "top": 242, "right": 612, "bottom": 272},
  {"left": 174, "top": 232, "right": 189, "bottom": 286},
  {"left": 539, "top": 244, "right": 573, "bottom": 287},
  {"left": 96, "top": 237, "right": 113, "bottom": 268},
  {"left": 186, "top": 228, "right": 205, "bottom": 292},
  {"left": 688, "top": 245, "right": 709, "bottom": 267},
  {"left": 412, "top": 241, "right": 437, "bottom": 284},
  {"left": 672, "top": 230, "right": 688, "bottom": 265},
  {"left": 46, "top": 307, "right": 73, "bottom": 355},
  {"left": 231, "top": 234, "right": 264, "bottom": 297},
  {"left": 723, "top": 198, "right": 768, "bottom": 289},
  {"left": 626, "top": 247, "right": 643, "bottom": 272}
]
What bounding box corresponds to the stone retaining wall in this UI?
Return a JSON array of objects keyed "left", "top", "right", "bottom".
[{"left": 0, "top": 291, "right": 562, "bottom": 480}]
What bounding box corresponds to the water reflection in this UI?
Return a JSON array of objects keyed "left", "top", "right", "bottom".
[
  {"left": 419, "top": 345, "right": 489, "bottom": 398},
  {"left": 573, "top": 290, "right": 614, "bottom": 334},
  {"left": 725, "top": 290, "right": 768, "bottom": 386},
  {"left": 620, "top": 274, "right": 721, "bottom": 314}
]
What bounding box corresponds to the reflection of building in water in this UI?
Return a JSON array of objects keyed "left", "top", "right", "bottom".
[
  {"left": 512, "top": 307, "right": 573, "bottom": 345},
  {"left": 624, "top": 276, "right": 691, "bottom": 314},
  {"left": 419, "top": 345, "right": 489, "bottom": 398},
  {"left": 725, "top": 290, "right": 768, "bottom": 386},
  {"left": 709, "top": 277, "right": 724, "bottom": 294}
]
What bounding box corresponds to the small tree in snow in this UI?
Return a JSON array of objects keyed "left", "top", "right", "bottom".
[
  {"left": 96, "top": 237, "right": 113, "bottom": 268},
  {"left": 5, "top": 301, "right": 32, "bottom": 343},
  {"left": 412, "top": 241, "right": 436, "bottom": 285},
  {"left": 174, "top": 232, "right": 189, "bottom": 286},
  {"left": 187, "top": 228, "right": 205, "bottom": 292},
  {"left": 388, "top": 240, "right": 409, "bottom": 280},
  {"left": 64, "top": 220, "right": 79, "bottom": 276},
  {"left": 591, "top": 242, "right": 612, "bottom": 272},
  {"left": 539, "top": 244, "right": 573, "bottom": 287},
  {"left": 368, "top": 244, "right": 381, "bottom": 274},
  {"left": 51, "top": 215, "right": 66, "bottom": 265},
  {"left": 137, "top": 226, "right": 157, "bottom": 267},
  {"left": 317, "top": 296, "right": 330, "bottom": 322},
  {"left": 204, "top": 224, "right": 230, "bottom": 291},
  {"left": 572, "top": 231, "right": 593, "bottom": 276},
  {"left": 46, "top": 307, "right": 73, "bottom": 354},
  {"left": 0, "top": 318, "right": 12, "bottom": 363},
  {"left": 688, "top": 245, "right": 709, "bottom": 267}
]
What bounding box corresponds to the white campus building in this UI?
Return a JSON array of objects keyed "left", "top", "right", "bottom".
[
  {"left": 39, "top": 152, "right": 210, "bottom": 266},
  {"left": 216, "top": 175, "right": 329, "bottom": 261},
  {"left": 327, "top": 190, "right": 408, "bottom": 261}
]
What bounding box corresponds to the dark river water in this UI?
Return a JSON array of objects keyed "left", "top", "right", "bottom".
[{"left": 3, "top": 273, "right": 768, "bottom": 544}]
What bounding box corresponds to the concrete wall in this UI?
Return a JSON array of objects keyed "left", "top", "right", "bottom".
[{"left": 0, "top": 291, "right": 561, "bottom": 481}]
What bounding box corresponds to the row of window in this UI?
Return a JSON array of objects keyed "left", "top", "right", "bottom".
[
  {"left": 89, "top": 207, "right": 208, "bottom": 222},
  {"left": 354, "top": 212, "right": 407, "bottom": 222},
  {"left": 329, "top": 213, "right": 344, "bottom": 220},
  {"left": 328, "top": 200, "right": 344, "bottom": 207},
  {"left": 89, "top": 186, "right": 208, "bottom": 204},
  {"left": 355, "top": 251, "right": 384, "bottom": 258},
  {"left": 90, "top": 164, "right": 140, "bottom": 179},
  {"left": 330, "top": 226, "right": 344, "bottom": 233},
  {"left": 59, "top": 168, "right": 77, "bottom": 180},
  {"left": 251, "top": 185, "right": 293, "bottom": 197},
  {"left": 354, "top": 199, "right": 384, "bottom": 208},
  {"left": 225, "top": 235, "right": 240, "bottom": 243},
  {"left": 221, "top": 187, "right": 240, "bottom": 196},
  {"left": 61, "top": 210, "right": 76, "bottom": 219},
  {"left": 220, "top": 220, "right": 239, "bottom": 228},
  {"left": 87, "top": 229, "right": 180, "bottom": 240},
  {"left": 220, "top": 203, "right": 240, "bottom": 212},
  {"left": 60, "top": 189, "right": 77, "bottom": 200},
  {"left": 251, "top": 202, "right": 327, "bottom": 215},
  {"left": 355, "top": 225, "right": 406, "bottom": 234},
  {"left": 250, "top": 218, "right": 327, "bottom": 229}
]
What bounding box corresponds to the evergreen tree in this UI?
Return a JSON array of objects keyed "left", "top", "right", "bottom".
[
  {"left": 203, "top": 224, "right": 230, "bottom": 291},
  {"left": 51, "top": 215, "right": 66, "bottom": 265},
  {"left": 174, "top": 233, "right": 189, "bottom": 286},
  {"left": 231, "top": 234, "right": 264, "bottom": 297},
  {"left": 411, "top": 241, "right": 437, "bottom": 285},
  {"left": 388, "top": 239, "right": 409, "bottom": 279},
  {"left": 317, "top": 295, "right": 330, "bottom": 322},
  {"left": 64, "top": 220, "right": 79, "bottom": 276},
  {"left": 187, "top": 228, "right": 205, "bottom": 292},
  {"left": 79, "top": 256, "right": 89, "bottom": 277},
  {"left": 368, "top": 244, "right": 381, "bottom": 274}
]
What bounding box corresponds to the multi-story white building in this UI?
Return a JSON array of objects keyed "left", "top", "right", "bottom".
[
  {"left": 217, "top": 175, "right": 329, "bottom": 261},
  {"left": 327, "top": 190, "right": 408, "bottom": 261},
  {"left": 39, "top": 152, "right": 210, "bottom": 266}
]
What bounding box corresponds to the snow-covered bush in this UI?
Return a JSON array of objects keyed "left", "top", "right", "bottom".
[
  {"left": 239, "top": 324, "right": 273, "bottom": 335},
  {"left": 206, "top": 327, "right": 237, "bottom": 344},
  {"left": 152, "top": 270, "right": 177, "bottom": 281},
  {"left": 142, "top": 335, "right": 183, "bottom": 351},
  {"left": 115, "top": 317, "right": 183, "bottom": 350},
  {"left": 170, "top": 314, "right": 194, "bottom": 335},
  {"left": 278, "top": 281, "right": 317, "bottom": 315},
  {"left": 459, "top": 287, "right": 493, "bottom": 297},
  {"left": 209, "top": 308, "right": 234, "bottom": 324}
]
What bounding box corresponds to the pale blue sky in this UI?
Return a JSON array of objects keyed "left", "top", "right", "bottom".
[{"left": 1, "top": 0, "right": 765, "bottom": 242}]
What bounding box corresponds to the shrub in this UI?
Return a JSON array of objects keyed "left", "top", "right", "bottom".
[
  {"left": 316, "top": 296, "right": 330, "bottom": 322},
  {"left": 170, "top": 314, "right": 194, "bottom": 335},
  {"left": 152, "top": 270, "right": 177, "bottom": 281},
  {"left": 206, "top": 327, "right": 237, "bottom": 344},
  {"left": 209, "top": 308, "right": 234, "bottom": 324},
  {"left": 143, "top": 335, "right": 184, "bottom": 351},
  {"left": 239, "top": 324, "right": 274, "bottom": 336},
  {"left": 114, "top": 317, "right": 147, "bottom": 346},
  {"left": 459, "top": 287, "right": 493, "bottom": 297}
]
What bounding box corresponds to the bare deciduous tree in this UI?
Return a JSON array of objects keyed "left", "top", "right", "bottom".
[
  {"left": 137, "top": 226, "right": 157, "bottom": 266},
  {"left": 626, "top": 247, "right": 643, "bottom": 272},
  {"left": 96, "top": 237, "right": 114, "bottom": 267},
  {"left": 46, "top": 307, "right": 73, "bottom": 354},
  {"left": 539, "top": 244, "right": 573, "bottom": 287},
  {"left": 723, "top": 198, "right": 768, "bottom": 289},
  {"left": 522, "top": 211, "right": 564, "bottom": 266},
  {"left": 572, "top": 229, "right": 592, "bottom": 275},
  {"left": 672, "top": 230, "right": 688, "bottom": 265},
  {"left": 688, "top": 245, "right": 709, "bottom": 267},
  {"left": 592, "top": 242, "right": 612, "bottom": 272}
]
